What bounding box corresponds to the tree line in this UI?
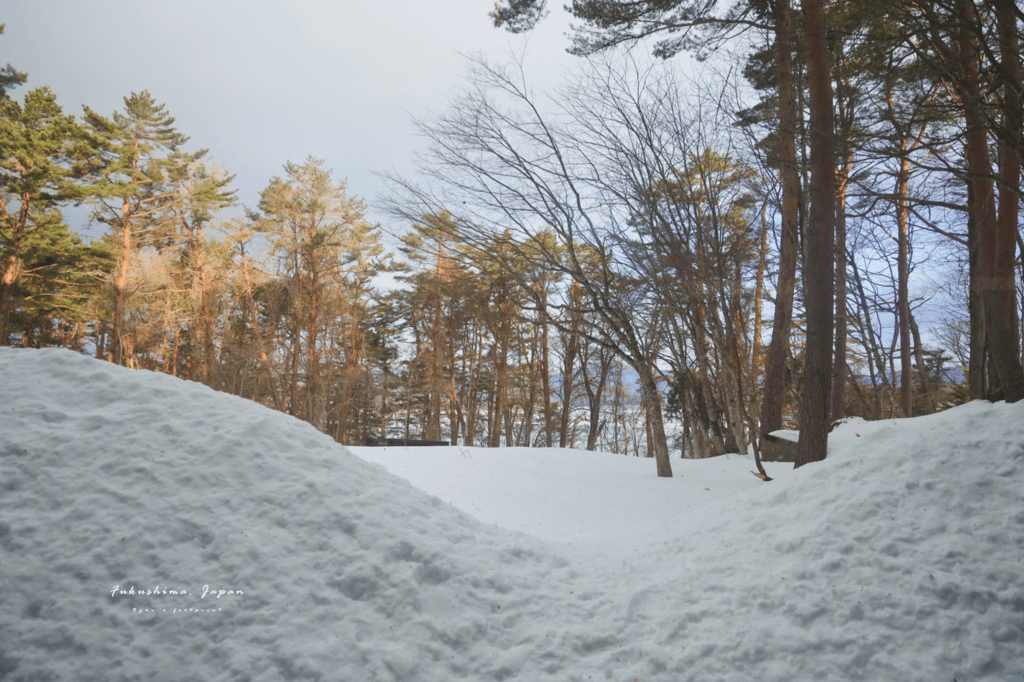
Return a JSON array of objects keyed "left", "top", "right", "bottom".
[
  {"left": 476, "top": 0, "right": 1023, "bottom": 474},
  {"left": 0, "top": 28, "right": 655, "bottom": 455},
  {"left": 2, "top": 2, "right": 1022, "bottom": 475}
]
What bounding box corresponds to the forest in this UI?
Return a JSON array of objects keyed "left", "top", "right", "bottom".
[{"left": 1, "top": 0, "right": 1022, "bottom": 477}]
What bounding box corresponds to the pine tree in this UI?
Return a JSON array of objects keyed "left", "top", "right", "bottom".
[
  {"left": 253, "top": 157, "right": 384, "bottom": 436},
  {"left": 0, "top": 87, "right": 92, "bottom": 344},
  {"left": 3, "top": 220, "right": 111, "bottom": 349},
  {"left": 398, "top": 210, "right": 478, "bottom": 444},
  {"left": 794, "top": 0, "right": 836, "bottom": 467},
  {"left": 873, "top": 0, "right": 1023, "bottom": 401},
  {"left": 82, "top": 91, "right": 188, "bottom": 366},
  {"left": 159, "top": 152, "right": 236, "bottom": 380}
]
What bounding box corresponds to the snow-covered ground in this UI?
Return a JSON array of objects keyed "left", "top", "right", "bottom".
[
  {"left": 1, "top": 347, "right": 1022, "bottom": 681},
  {"left": 347, "top": 444, "right": 793, "bottom": 560}
]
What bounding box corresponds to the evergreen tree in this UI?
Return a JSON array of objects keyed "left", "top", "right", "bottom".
[
  {"left": 253, "top": 157, "right": 384, "bottom": 436},
  {"left": 398, "top": 210, "right": 479, "bottom": 444},
  {"left": 3, "top": 220, "right": 112, "bottom": 349},
  {"left": 794, "top": 0, "right": 836, "bottom": 467},
  {"left": 0, "top": 87, "right": 93, "bottom": 344},
  {"left": 159, "top": 152, "right": 236, "bottom": 380},
  {"left": 82, "top": 91, "right": 188, "bottom": 365},
  {"left": 364, "top": 292, "right": 405, "bottom": 440}
]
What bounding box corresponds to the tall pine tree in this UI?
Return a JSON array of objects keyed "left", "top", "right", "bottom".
[{"left": 82, "top": 91, "right": 188, "bottom": 366}]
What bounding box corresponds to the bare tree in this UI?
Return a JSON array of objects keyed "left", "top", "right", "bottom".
[{"left": 383, "top": 55, "right": 690, "bottom": 475}]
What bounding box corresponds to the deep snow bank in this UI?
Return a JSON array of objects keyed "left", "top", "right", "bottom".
[
  {"left": 597, "top": 404, "right": 1024, "bottom": 682},
  {"left": 1, "top": 347, "right": 1022, "bottom": 682},
  {"left": 354, "top": 404, "right": 1024, "bottom": 682},
  {"left": 0, "top": 349, "right": 576, "bottom": 681}
]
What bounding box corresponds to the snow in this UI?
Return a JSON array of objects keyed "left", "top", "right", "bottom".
[
  {"left": 770, "top": 429, "right": 800, "bottom": 443},
  {"left": 1, "top": 347, "right": 1022, "bottom": 682},
  {"left": 346, "top": 445, "right": 792, "bottom": 560}
]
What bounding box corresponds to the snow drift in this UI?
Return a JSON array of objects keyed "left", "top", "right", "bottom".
[{"left": 1, "top": 347, "right": 1021, "bottom": 681}]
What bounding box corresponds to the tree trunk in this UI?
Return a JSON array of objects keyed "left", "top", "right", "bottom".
[
  {"left": 962, "top": 0, "right": 1024, "bottom": 402},
  {"left": 850, "top": 255, "right": 887, "bottom": 419},
  {"left": 521, "top": 337, "right": 538, "bottom": 447},
  {"left": 0, "top": 253, "right": 21, "bottom": 345},
  {"left": 967, "top": 179, "right": 987, "bottom": 399},
  {"left": 559, "top": 337, "right": 576, "bottom": 448},
  {"left": 583, "top": 345, "right": 611, "bottom": 451},
  {"left": 636, "top": 361, "right": 672, "bottom": 476},
  {"left": 559, "top": 283, "right": 582, "bottom": 447},
  {"left": 0, "top": 195, "right": 32, "bottom": 346},
  {"left": 111, "top": 204, "right": 133, "bottom": 367},
  {"left": 795, "top": 0, "right": 836, "bottom": 468},
  {"left": 990, "top": 0, "right": 1024, "bottom": 401},
  {"left": 239, "top": 247, "right": 282, "bottom": 412},
  {"left": 752, "top": 203, "right": 768, "bottom": 387},
  {"left": 538, "top": 289, "right": 553, "bottom": 447},
  {"left": 760, "top": 0, "right": 802, "bottom": 435},
  {"left": 831, "top": 140, "right": 852, "bottom": 421},
  {"left": 896, "top": 148, "right": 913, "bottom": 417},
  {"left": 307, "top": 266, "right": 321, "bottom": 428}
]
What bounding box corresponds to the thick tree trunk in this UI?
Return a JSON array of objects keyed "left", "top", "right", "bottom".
[
  {"left": 449, "top": 399, "right": 463, "bottom": 446},
  {"left": 760, "top": 0, "right": 802, "bottom": 435},
  {"left": 504, "top": 404, "right": 514, "bottom": 448},
  {"left": 795, "top": 0, "right": 836, "bottom": 468},
  {"left": 962, "top": 0, "right": 1024, "bottom": 402},
  {"left": 991, "top": 0, "right": 1024, "bottom": 401},
  {"left": 967, "top": 181, "right": 987, "bottom": 399}
]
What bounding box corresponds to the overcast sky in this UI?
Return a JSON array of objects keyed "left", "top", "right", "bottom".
[{"left": 5, "top": 1, "right": 585, "bottom": 237}]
